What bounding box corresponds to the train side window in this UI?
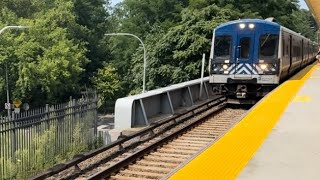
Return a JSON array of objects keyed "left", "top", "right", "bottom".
[
  {"left": 259, "top": 34, "right": 278, "bottom": 59},
  {"left": 240, "top": 37, "right": 250, "bottom": 59},
  {"left": 293, "top": 46, "right": 301, "bottom": 57},
  {"left": 214, "top": 35, "right": 232, "bottom": 59}
]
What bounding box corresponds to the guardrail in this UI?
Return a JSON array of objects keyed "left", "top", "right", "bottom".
[{"left": 115, "top": 77, "right": 217, "bottom": 129}]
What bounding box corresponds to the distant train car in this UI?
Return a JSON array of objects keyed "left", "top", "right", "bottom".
[{"left": 209, "top": 18, "right": 318, "bottom": 104}]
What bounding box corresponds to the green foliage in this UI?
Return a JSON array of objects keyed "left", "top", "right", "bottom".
[
  {"left": 0, "top": 157, "right": 16, "bottom": 179},
  {"left": 91, "top": 64, "right": 122, "bottom": 110},
  {"left": 129, "top": 4, "right": 257, "bottom": 91},
  {"left": 14, "top": 126, "right": 60, "bottom": 177},
  {"left": 73, "top": 0, "right": 112, "bottom": 83},
  {"left": 113, "top": 0, "right": 189, "bottom": 36},
  {"left": 124, "top": 1, "right": 318, "bottom": 93},
  {"left": 0, "top": 106, "right": 98, "bottom": 179},
  {"left": 0, "top": 0, "right": 319, "bottom": 178},
  {"left": 108, "top": 0, "right": 191, "bottom": 95},
  {"left": 289, "top": 9, "right": 318, "bottom": 40},
  {"left": 0, "top": 0, "right": 89, "bottom": 108},
  {"left": 67, "top": 122, "right": 89, "bottom": 158},
  {"left": 1, "top": 0, "right": 316, "bottom": 107}
]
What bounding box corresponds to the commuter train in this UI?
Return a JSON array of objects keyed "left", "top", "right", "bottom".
[{"left": 209, "top": 18, "right": 318, "bottom": 104}]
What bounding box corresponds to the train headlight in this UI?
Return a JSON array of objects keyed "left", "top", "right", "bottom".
[
  {"left": 222, "top": 64, "right": 229, "bottom": 70},
  {"left": 259, "top": 64, "right": 268, "bottom": 70},
  {"left": 239, "top": 23, "right": 246, "bottom": 29},
  {"left": 249, "top": 23, "right": 255, "bottom": 29}
]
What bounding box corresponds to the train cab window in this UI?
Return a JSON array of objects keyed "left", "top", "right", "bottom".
[
  {"left": 240, "top": 37, "right": 250, "bottom": 59},
  {"left": 259, "top": 34, "right": 278, "bottom": 59},
  {"left": 214, "top": 35, "right": 231, "bottom": 59}
]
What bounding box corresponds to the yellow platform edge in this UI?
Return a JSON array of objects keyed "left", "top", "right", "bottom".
[{"left": 169, "top": 63, "right": 317, "bottom": 180}]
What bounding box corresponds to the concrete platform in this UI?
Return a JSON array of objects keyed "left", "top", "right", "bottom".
[
  {"left": 238, "top": 65, "right": 320, "bottom": 180},
  {"left": 168, "top": 63, "right": 318, "bottom": 180}
]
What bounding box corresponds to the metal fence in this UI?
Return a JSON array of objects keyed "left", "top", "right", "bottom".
[{"left": 0, "top": 97, "right": 98, "bottom": 179}]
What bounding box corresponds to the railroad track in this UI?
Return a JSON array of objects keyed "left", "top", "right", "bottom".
[
  {"left": 87, "top": 108, "right": 247, "bottom": 180},
  {"left": 32, "top": 96, "right": 248, "bottom": 180}
]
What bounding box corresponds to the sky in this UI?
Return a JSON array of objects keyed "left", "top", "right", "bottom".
[
  {"left": 111, "top": 0, "right": 123, "bottom": 6},
  {"left": 111, "top": 0, "right": 309, "bottom": 9},
  {"left": 298, "top": 0, "right": 309, "bottom": 9}
]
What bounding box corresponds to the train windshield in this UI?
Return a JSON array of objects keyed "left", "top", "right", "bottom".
[
  {"left": 259, "top": 34, "right": 278, "bottom": 59},
  {"left": 240, "top": 37, "right": 251, "bottom": 59},
  {"left": 214, "top": 35, "right": 231, "bottom": 60}
]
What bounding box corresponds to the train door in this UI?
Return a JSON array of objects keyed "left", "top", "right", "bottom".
[{"left": 235, "top": 33, "right": 254, "bottom": 78}]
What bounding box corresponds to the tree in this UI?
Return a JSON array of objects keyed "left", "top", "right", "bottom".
[
  {"left": 0, "top": 0, "right": 88, "bottom": 107},
  {"left": 107, "top": 0, "right": 191, "bottom": 96},
  {"left": 129, "top": 4, "right": 257, "bottom": 92},
  {"left": 289, "top": 9, "right": 318, "bottom": 40},
  {"left": 91, "top": 64, "right": 122, "bottom": 111},
  {"left": 0, "top": 0, "right": 317, "bottom": 110},
  {"left": 126, "top": 0, "right": 317, "bottom": 93},
  {"left": 73, "top": 0, "right": 112, "bottom": 84},
  {"left": 113, "top": 0, "right": 189, "bottom": 37}
]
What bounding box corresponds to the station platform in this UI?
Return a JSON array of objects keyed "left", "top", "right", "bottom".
[{"left": 168, "top": 62, "right": 319, "bottom": 180}]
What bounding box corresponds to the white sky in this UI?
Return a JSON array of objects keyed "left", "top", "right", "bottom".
[{"left": 110, "top": 0, "right": 309, "bottom": 10}]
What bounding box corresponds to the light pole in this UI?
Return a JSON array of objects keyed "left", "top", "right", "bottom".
[
  {"left": 0, "top": 26, "right": 29, "bottom": 120},
  {"left": 105, "top": 33, "right": 147, "bottom": 93}
]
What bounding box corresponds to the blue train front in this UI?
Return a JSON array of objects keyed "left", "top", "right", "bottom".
[{"left": 209, "top": 19, "right": 317, "bottom": 104}]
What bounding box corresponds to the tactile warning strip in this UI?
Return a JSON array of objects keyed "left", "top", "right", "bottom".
[{"left": 169, "top": 63, "right": 317, "bottom": 180}]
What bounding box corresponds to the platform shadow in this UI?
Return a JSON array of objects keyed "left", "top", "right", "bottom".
[{"left": 287, "top": 61, "right": 317, "bottom": 81}]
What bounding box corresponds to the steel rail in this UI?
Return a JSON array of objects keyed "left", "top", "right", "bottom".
[
  {"left": 31, "top": 95, "right": 226, "bottom": 180},
  {"left": 87, "top": 99, "right": 227, "bottom": 179}
]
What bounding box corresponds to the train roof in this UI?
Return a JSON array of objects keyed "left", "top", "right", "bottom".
[
  {"left": 215, "top": 19, "right": 314, "bottom": 43},
  {"left": 215, "top": 19, "right": 280, "bottom": 30},
  {"left": 281, "top": 26, "right": 309, "bottom": 40}
]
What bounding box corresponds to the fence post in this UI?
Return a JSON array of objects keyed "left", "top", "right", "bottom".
[
  {"left": 11, "top": 111, "right": 16, "bottom": 162},
  {"left": 45, "top": 104, "right": 50, "bottom": 129},
  {"left": 94, "top": 92, "right": 98, "bottom": 138}
]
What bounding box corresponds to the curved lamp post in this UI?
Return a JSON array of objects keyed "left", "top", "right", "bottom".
[
  {"left": 0, "top": 26, "right": 29, "bottom": 120},
  {"left": 105, "top": 33, "right": 147, "bottom": 93},
  {"left": 0, "top": 26, "right": 29, "bottom": 34}
]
